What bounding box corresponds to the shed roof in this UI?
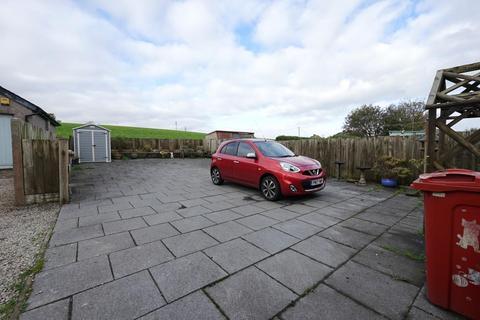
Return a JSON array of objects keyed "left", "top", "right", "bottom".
[
  {"left": 73, "top": 122, "right": 111, "bottom": 131},
  {"left": 0, "top": 85, "right": 60, "bottom": 126},
  {"left": 207, "top": 130, "right": 254, "bottom": 135}
]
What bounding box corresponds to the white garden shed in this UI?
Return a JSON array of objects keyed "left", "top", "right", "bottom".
[{"left": 73, "top": 123, "right": 111, "bottom": 163}]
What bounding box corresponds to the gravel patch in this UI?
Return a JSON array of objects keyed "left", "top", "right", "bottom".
[{"left": 0, "top": 176, "right": 60, "bottom": 305}]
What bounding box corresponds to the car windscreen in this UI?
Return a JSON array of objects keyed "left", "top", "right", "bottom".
[{"left": 254, "top": 141, "right": 295, "bottom": 157}]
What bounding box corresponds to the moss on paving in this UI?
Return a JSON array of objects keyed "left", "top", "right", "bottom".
[{"left": 381, "top": 245, "right": 425, "bottom": 262}]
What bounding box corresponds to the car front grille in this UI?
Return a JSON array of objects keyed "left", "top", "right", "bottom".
[{"left": 303, "top": 168, "right": 322, "bottom": 176}]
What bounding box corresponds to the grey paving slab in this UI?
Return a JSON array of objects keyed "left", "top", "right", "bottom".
[
  {"left": 281, "top": 284, "right": 383, "bottom": 320},
  {"left": 203, "top": 221, "right": 252, "bottom": 242},
  {"left": 156, "top": 194, "right": 187, "bottom": 203},
  {"left": 254, "top": 200, "right": 284, "bottom": 210},
  {"left": 151, "top": 202, "right": 183, "bottom": 213},
  {"left": 339, "top": 217, "right": 389, "bottom": 236},
  {"left": 272, "top": 219, "right": 321, "bottom": 239},
  {"left": 204, "top": 238, "right": 269, "bottom": 273},
  {"left": 171, "top": 216, "right": 215, "bottom": 233},
  {"left": 163, "top": 230, "right": 219, "bottom": 257},
  {"left": 204, "top": 209, "right": 242, "bottom": 223},
  {"left": 111, "top": 195, "right": 141, "bottom": 205},
  {"left": 50, "top": 224, "right": 104, "bottom": 247},
  {"left": 357, "top": 210, "right": 403, "bottom": 226},
  {"left": 292, "top": 236, "right": 356, "bottom": 268},
  {"left": 27, "top": 255, "right": 113, "bottom": 309},
  {"left": 129, "top": 198, "right": 162, "bottom": 209},
  {"left": 179, "top": 198, "right": 210, "bottom": 207},
  {"left": 139, "top": 291, "right": 225, "bottom": 320},
  {"left": 261, "top": 207, "right": 299, "bottom": 221},
  {"left": 20, "top": 299, "right": 70, "bottom": 320},
  {"left": 236, "top": 214, "right": 278, "bottom": 230},
  {"left": 143, "top": 211, "right": 183, "bottom": 225},
  {"left": 53, "top": 217, "right": 78, "bottom": 232},
  {"left": 257, "top": 249, "right": 332, "bottom": 294},
  {"left": 318, "top": 225, "right": 376, "bottom": 249},
  {"left": 150, "top": 252, "right": 227, "bottom": 302},
  {"left": 103, "top": 217, "right": 148, "bottom": 235},
  {"left": 72, "top": 271, "right": 165, "bottom": 320},
  {"left": 413, "top": 286, "right": 465, "bottom": 320},
  {"left": 130, "top": 223, "right": 179, "bottom": 245},
  {"left": 119, "top": 206, "right": 156, "bottom": 219},
  {"left": 44, "top": 243, "right": 77, "bottom": 270},
  {"left": 203, "top": 200, "right": 237, "bottom": 212},
  {"left": 98, "top": 202, "right": 133, "bottom": 213},
  {"left": 297, "top": 212, "right": 341, "bottom": 229},
  {"left": 407, "top": 307, "right": 439, "bottom": 320},
  {"left": 78, "top": 212, "right": 121, "bottom": 227},
  {"left": 110, "top": 240, "right": 174, "bottom": 278},
  {"left": 331, "top": 200, "right": 370, "bottom": 211},
  {"left": 206, "top": 266, "right": 297, "bottom": 320},
  {"left": 242, "top": 227, "right": 299, "bottom": 254},
  {"left": 58, "top": 207, "right": 98, "bottom": 220},
  {"left": 302, "top": 199, "right": 331, "bottom": 209},
  {"left": 77, "top": 232, "right": 134, "bottom": 260},
  {"left": 353, "top": 244, "right": 425, "bottom": 287},
  {"left": 315, "top": 206, "right": 358, "bottom": 220},
  {"left": 374, "top": 231, "right": 424, "bottom": 257},
  {"left": 325, "top": 261, "right": 418, "bottom": 320},
  {"left": 176, "top": 205, "right": 212, "bottom": 218},
  {"left": 230, "top": 204, "right": 265, "bottom": 216},
  {"left": 283, "top": 204, "right": 317, "bottom": 214}
]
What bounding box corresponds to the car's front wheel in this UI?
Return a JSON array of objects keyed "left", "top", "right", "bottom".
[
  {"left": 211, "top": 167, "right": 224, "bottom": 185},
  {"left": 260, "top": 175, "right": 281, "bottom": 201}
]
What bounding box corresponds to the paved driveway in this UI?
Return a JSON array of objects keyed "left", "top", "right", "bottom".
[{"left": 21, "top": 159, "right": 461, "bottom": 319}]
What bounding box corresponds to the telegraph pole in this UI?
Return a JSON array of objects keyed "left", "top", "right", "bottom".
[{"left": 298, "top": 127, "right": 300, "bottom": 137}]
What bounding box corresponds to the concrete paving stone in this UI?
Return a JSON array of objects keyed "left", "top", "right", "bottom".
[
  {"left": 20, "top": 299, "right": 70, "bottom": 320},
  {"left": 315, "top": 206, "right": 358, "bottom": 220},
  {"left": 151, "top": 202, "right": 183, "bottom": 213},
  {"left": 78, "top": 212, "right": 121, "bottom": 227},
  {"left": 325, "top": 261, "right": 418, "bottom": 320},
  {"left": 103, "top": 217, "right": 148, "bottom": 235},
  {"left": 96, "top": 191, "right": 124, "bottom": 200},
  {"left": 206, "top": 266, "right": 297, "bottom": 320},
  {"left": 281, "top": 284, "right": 383, "bottom": 320},
  {"left": 119, "top": 206, "right": 156, "bottom": 219},
  {"left": 301, "top": 199, "right": 331, "bottom": 209},
  {"left": 138, "top": 290, "right": 225, "bottom": 320},
  {"left": 357, "top": 210, "right": 403, "bottom": 226},
  {"left": 176, "top": 205, "right": 212, "bottom": 218},
  {"left": 292, "top": 236, "right": 356, "bottom": 268},
  {"left": 257, "top": 250, "right": 332, "bottom": 294},
  {"left": 183, "top": 191, "right": 209, "bottom": 199},
  {"left": 407, "top": 307, "right": 439, "bottom": 320},
  {"left": 203, "top": 200, "right": 237, "bottom": 212},
  {"left": 242, "top": 227, "right": 299, "bottom": 254},
  {"left": 44, "top": 243, "right": 77, "bottom": 270},
  {"left": 204, "top": 210, "right": 243, "bottom": 223},
  {"left": 339, "top": 217, "right": 389, "bottom": 236},
  {"left": 128, "top": 198, "right": 162, "bottom": 209},
  {"left": 98, "top": 202, "right": 133, "bottom": 213},
  {"left": 236, "top": 214, "right": 278, "bottom": 230},
  {"left": 78, "top": 199, "right": 112, "bottom": 208},
  {"left": 140, "top": 192, "right": 165, "bottom": 200},
  {"left": 163, "top": 230, "right": 219, "bottom": 257},
  {"left": 157, "top": 194, "right": 187, "bottom": 203},
  {"left": 254, "top": 200, "right": 284, "bottom": 210},
  {"left": 374, "top": 231, "right": 424, "bottom": 257},
  {"left": 143, "top": 212, "right": 183, "bottom": 225},
  {"left": 77, "top": 232, "right": 134, "bottom": 260},
  {"left": 171, "top": 216, "right": 215, "bottom": 233},
  {"left": 50, "top": 224, "right": 104, "bottom": 247},
  {"left": 179, "top": 198, "right": 210, "bottom": 208},
  {"left": 72, "top": 271, "right": 165, "bottom": 320},
  {"left": 204, "top": 221, "right": 252, "bottom": 242},
  {"left": 27, "top": 255, "right": 113, "bottom": 309},
  {"left": 261, "top": 208, "right": 299, "bottom": 221},
  {"left": 58, "top": 206, "right": 98, "bottom": 220},
  {"left": 110, "top": 240, "right": 174, "bottom": 278},
  {"left": 53, "top": 217, "right": 78, "bottom": 232},
  {"left": 298, "top": 212, "right": 341, "bottom": 229},
  {"left": 413, "top": 286, "right": 465, "bottom": 320},
  {"left": 150, "top": 252, "right": 227, "bottom": 302},
  {"left": 331, "top": 200, "right": 371, "bottom": 211},
  {"left": 353, "top": 244, "right": 425, "bottom": 287},
  {"left": 204, "top": 238, "right": 269, "bottom": 273},
  {"left": 272, "top": 219, "right": 321, "bottom": 239},
  {"left": 111, "top": 195, "right": 141, "bottom": 205},
  {"left": 203, "top": 194, "right": 231, "bottom": 203},
  {"left": 284, "top": 204, "right": 317, "bottom": 214},
  {"left": 131, "top": 223, "right": 180, "bottom": 244},
  {"left": 230, "top": 204, "right": 265, "bottom": 216},
  {"left": 318, "top": 225, "right": 375, "bottom": 249}
]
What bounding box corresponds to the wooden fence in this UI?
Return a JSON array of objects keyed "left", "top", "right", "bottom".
[{"left": 11, "top": 119, "right": 69, "bottom": 205}]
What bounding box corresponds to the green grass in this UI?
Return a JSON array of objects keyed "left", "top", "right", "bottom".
[{"left": 56, "top": 122, "right": 206, "bottom": 140}]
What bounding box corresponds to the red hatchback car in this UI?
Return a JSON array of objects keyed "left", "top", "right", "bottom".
[{"left": 210, "top": 139, "right": 326, "bottom": 200}]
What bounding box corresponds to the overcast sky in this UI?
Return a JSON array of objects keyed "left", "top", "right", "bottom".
[{"left": 1, "top": 0, "right": 479, "bottom": 137}]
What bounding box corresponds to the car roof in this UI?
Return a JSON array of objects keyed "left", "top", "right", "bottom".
[{"left": 223, "top": 138, "right": 273, "bottom": 143}]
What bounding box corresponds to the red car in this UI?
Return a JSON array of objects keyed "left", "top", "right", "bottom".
[{"left": 210, "top": 139, "right": 326, "bottom": 200}]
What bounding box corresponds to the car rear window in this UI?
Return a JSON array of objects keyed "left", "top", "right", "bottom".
[{"left": 220, "top": 142, "right": 239, "bottom": 155}]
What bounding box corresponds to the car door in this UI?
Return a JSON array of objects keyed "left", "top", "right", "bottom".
[
  {"left": 216, "top": 141, "right": 238, "bottom": 180},
  {"left": 233, "top": 141, "right": 260, "bottom": 186}
]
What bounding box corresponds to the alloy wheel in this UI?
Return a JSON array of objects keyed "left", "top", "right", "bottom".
[{"left": 261, "top": 177, "right": 277, "bottom": 200}]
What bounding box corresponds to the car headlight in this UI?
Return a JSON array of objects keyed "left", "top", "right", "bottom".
[
  {"left": 280, "top": 162, "right": 300, "bottom": 173},
  {"left": 313, "top": 159, "right": 322, "bottom": 168}
]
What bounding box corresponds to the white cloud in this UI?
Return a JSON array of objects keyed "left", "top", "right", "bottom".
[{"left": 0, "top": 0, "right": 479, "bottom": 137}]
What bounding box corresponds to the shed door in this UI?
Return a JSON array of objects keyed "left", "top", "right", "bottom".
[
  {"left": 78, "top": 131, "right": 94, "bottom": 162},
  {"left": 93, "top": 131, "right": 108, "bottom": 162},
  {"left": 0, "top": 115, "right": 13, "bottom": 169}
]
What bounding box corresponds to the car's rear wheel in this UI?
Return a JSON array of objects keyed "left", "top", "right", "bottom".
[
  {"left": 211, "top": 167, "right": 224, "bottom": 185},
  {"left": 260, "top": 175, "right": 281, "bottom": 201}
]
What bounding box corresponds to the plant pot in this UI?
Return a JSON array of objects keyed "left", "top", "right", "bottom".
[
  {"left": 381, "top": 178, "right": 398, "bottom": 187},
  {"left": 130, "top": 153, "right": 138, "bottom": 159}
]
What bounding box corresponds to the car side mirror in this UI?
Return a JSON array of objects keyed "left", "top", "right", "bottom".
[{"left": 246, "top": 152, "right": 257, "bottom": 159}]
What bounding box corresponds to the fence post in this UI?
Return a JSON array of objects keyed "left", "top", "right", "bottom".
[
  {"left": 11, "top": 119, "right": 25, "bottom": 206},
  {"left": 58, "top": 139, "right": 70, "bottom": 204}
]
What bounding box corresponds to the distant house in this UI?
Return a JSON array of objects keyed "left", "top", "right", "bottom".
[
  {"left": 205, "top": 130, "right": 255, "bottom": 141},
  {"left": 388, "top": 130, "right": 424, "bottom": 137},
  {"left": 0, "top": 86, "right": 59, "bottom": 169}
]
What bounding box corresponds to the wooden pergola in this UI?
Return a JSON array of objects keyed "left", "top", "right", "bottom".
[{"left": 425, "top": 62, "right": 480, "bottom": 172}]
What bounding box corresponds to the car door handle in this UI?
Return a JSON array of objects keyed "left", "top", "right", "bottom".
[
  {"left": 217, "top": 157, "right": 222, "bottom": 160},
  {"left": 233, "top": 160, "right": 240, "bottom": 164}
]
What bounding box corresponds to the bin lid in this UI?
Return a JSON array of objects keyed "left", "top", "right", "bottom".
[{"left": 411, "top": 169, "right": 480, "bottom": 192}]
